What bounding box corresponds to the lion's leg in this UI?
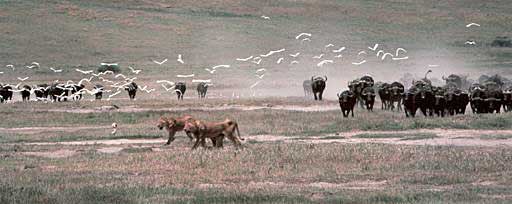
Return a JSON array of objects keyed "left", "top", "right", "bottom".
[
  {"left": 191, "top": 137, "right": 202, "bottom": 149},
  {"left": 185, "top": 131, "right": 194, "bottom": 141},
  {"left": 165, "top": 131, "right": 176, "bottom": 145}
]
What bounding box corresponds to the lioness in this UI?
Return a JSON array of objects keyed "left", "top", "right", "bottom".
[
  {"left": 157, "top": 116, "right": 195, "bottom": 145},
  {"left": 183, "top": 119, "right": 244, "bottom": 149},
  {"left": 157, "top": 116, "right": 221, "bottom": 146}
]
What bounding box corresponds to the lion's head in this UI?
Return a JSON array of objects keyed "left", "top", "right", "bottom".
[{"left": 157, "top": 116, "right": 177, "bottom": 130}]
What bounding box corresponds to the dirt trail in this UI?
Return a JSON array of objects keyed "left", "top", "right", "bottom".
[
  {"left": 10, "top": 128, "right": 512, "bottom": 147},
  {"left": 45, "top": 104, "right": 341, "bottom": 113}
]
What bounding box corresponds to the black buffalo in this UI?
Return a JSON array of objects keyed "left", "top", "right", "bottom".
[
  {"left": 34, "top": 84, "right": 50, "bottom": 100},
  {"left": 417, "top": 86, "right": 435, "bottom": 117},
  {"left": 389, "top": 82, "right": 404, "bottom": 111},
  {"left": 94, "top": 84, "right": 104, "bottom": 100},
  {"left": 311, "top": 76, "right": 327, "bottom": 101},
  {"left": 48, "top": 83, "right": 70, "bottom": 102},
  {"left": 403, "top": 88, "right": 419, "bottom": 118},
  {"left": 503, "top": 89, "right": 512, "bottom": 112},
  {"left": 20, "top": 85, "right": 31, "bottom": 101},
  {"left": 125, "top": 82, "right": 138, "bottom": 100},
  {"left": 377, "top": 83, "right": 391, "bottom": 110},
  {"left": 338, "top": 90, "right": 356, "bottom": 117},
  {"left": 0, "top": 84, "right": 13, "bottom": 103},
  {"left": 361, "top": 86, "right": 376, "bottom": 111},
  {"left": 196, "top": 82, "right": 208, "bottom": 98},
  {"left": 175, "top": 82, "right": 186, "bottom": 100},
  {"left": 433, "top": 88, "right": 447, "bottom": 117}
]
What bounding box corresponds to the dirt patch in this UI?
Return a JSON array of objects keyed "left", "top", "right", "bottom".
[
  {"left": 97, "top": 147, "right": 124, "bottom": 154},
  {"left": 45, "top": 104, "right": 340, "bottom": 114},
  {"left": 12, "top": 129, "right": 512, "bottom": 147},
  {"left": 23, "top": 149, "right": 77, "bottom": 158},
  {"left": 0, "top": 126, "right": 111, "bottom": 134}
]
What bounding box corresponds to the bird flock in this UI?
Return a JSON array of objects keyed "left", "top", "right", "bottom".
[{"left": 10, "top": 20, "right": 491, "bottom": 103}]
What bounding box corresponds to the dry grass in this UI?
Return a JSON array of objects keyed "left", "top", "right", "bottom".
[{"left": 1, "top": 142, "right": 511, "bottom": 203}]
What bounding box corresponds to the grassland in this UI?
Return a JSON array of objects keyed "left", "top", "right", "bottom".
[{"left": 2, "top": 0, "right": 512, "bottom": 203}]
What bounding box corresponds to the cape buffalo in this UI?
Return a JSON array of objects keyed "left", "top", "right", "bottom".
[
  {"left": 34, "top": 84, "right": 49, "bottom": 100},
  {"left": 94, "top": 84, "right": 104, "bottom": 100},
  {"left": 403, "top": 88, "right": 419, "bottom": 118},
  {"left": 377, "top": 83, "right": 391, "bottom": 110},
  {"left": 338, "top": 90, "right": 356, "bottom": 117},
  {"left": 503, "top": 89, "right": 512, "bottom": 112},
  {"left": 389, "top": 82, "right": 404, "bottom": 111},
  {"left": 0, "top": 84, "right": 13, "bottom": 103},
  {"left": 125, "top": 82, "right": 138, "bottom": 100},
  {"left": 433, "top": 88, "right": 447, "bottom": 117},
  {"left": 311, "top": 76, "right": 327, "bottom": 101},
  {"left": 175, "top": 82, "right": 186, "bottom": 100},
  {"left": 196, "top": 82, "right": 208, "bottom": 99},
  {"left": 20, "top": 85, "right": 31, "bottom": 101},
  {"left": 49, "top": 83, "right": 70, "bottom": 102},
  {"left": 361, "top": 86, "right": 376, "bottom": 111}
]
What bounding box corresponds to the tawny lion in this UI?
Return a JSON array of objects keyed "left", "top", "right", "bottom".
[
  {"left": 157, "top": 116, "right": 221, "bottom": 146},
  {"left": 183, "top": 118, "right": 244, "bottom": 149}
]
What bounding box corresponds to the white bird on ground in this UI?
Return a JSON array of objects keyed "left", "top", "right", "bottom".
[
  {"left": 395, "top": 48, "right": 407, "bottom": 56},
  {"left": 289, "top": 52, "right": 300, "bottom": 57},
  {"left": 252, "top": 57, "right": 262, "bottom": 65},
  {"left": 192, "top": 79, "right": 211, "bottom": 83},
  {"left": 50, "top": 67, "right": 62, "bottom": 73},
  {"left": 466, "top": 23, "right": 480, "bottom": 27},
  {"left": 176, "top": 74, "right": 194, "bottom": 78},
  {"left": 212, "top": 64, "right": 230, "bottom": 69},
  {"left": 313, "top": 54, "right": 324, "bottom": 59},
  {"left": 205, "top": 68, "right": 217, "bottom": 74},
  {"left": 236, "top": 56, "right": 253, "bottom": 61},
  {"left": 352, "top": 60, "right": 367, "bottom": 65},
  {"left": 111, "top": 123, "right": 118, "bottom": 135},
  {"left": 6, "top": 64, "right": 14, "bottom": 70},
  {"left": 358, "top": 51, "right": 367, "bottom": 55},
  {"left": 128, "top": 66, "right": 142, "bottom": 74},
  {"left": 290, "top": 60, "right": 299, "bottom": 65},
  {"left": 177, "top": 54, "right": 184, "bottom": 64},
  {"left": 153, "top": 58, "right": 168, "bottom": 65},
  {"left": 100, "top": 62, "right": 118, "bottom": 66},
  {"left": 368, "top": 44, "right": 379, "bottom": 51},
  {"left": 92, "top": 70, "right": 114, "bottom": 77},
  {"left": 276, "top": 57, "right": 284, "bottom": 64},
  {"left": 17, "top": 77, "right": 29, "bottom": 81},
  {"left": 428, "top": 64, "right": 439, "bottom": 67},
  {"left": 317, "top": 60, "right": 333, "bottom": 67},
  {"left": 334, "top": 54, "right": 343, "bottom": 58},
  {"left": 0, "top": 72, "right": 3, "bottom": 74},
  {"left": 260, "top": 48, "right": 285, "bottom": 57},
  {"left": 250, "top": 81, "right": 261, "bottom": 89},
  {"left": 325, "top": 44, "right": 334, "bottom": 48},
  {"left": 261, "top": 15, "right": 270, "bottom": 20},
  {"left": 76, "top": 69, "right": 93, "bottom": 74},
  {"left": 26, "top": 64, "right": 38, "bottom": 69},
  {"left": 295, "top": 33, "right": 312, "bottom": 39},
  {"left": 255, "top": 74, "right": 265, "bottom": 79},
  {"left": 256, "top": 68, "right": 266, "bottom": 73},
  {"left": 465, "top": 40, "right": 476, "bottom": 45},
  {"left": 381, "top": 53, "right": 393, "bottom": 60},
  {"left": 332, "top": 47, "right": 346, "bottom": 53}
]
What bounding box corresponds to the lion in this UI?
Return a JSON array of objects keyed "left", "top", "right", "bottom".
[
  {"left": 183, "top": 119, "right": 244, "bottom": 149},
  {"left": 157, "top": 116, "right": 221, "bottom": 146},
  {"left": 156, "top": 115, "right": 196, "bottom": 145}
]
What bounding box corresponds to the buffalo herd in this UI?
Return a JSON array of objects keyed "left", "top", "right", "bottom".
[
  {"left": 303, "top": 73, "right": 512, "bottom": 118},
  {"left": 0, "top": 81, "right": 209, "bottom": 103}
]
